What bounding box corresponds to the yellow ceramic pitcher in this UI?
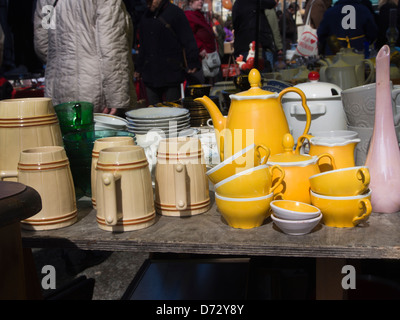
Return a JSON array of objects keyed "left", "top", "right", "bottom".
[
  {"left": 296, "top": 134, "right": 360, "bottom": 171},
  {"left": 195, "top": 69, "right": 312, "bottom": 161}
]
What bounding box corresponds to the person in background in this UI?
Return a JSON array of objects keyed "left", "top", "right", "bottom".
[
  {"left": 134, "top": 0, "right": 199, "bottom": 105},
  {"left": 376, "top": 0, "right": 399, "bottom": 50},
  {"left": 303, "top": 0, "right": 332, "bottom": 29},
  {"left": 212, "top": 14, "right": 226, "bottom": 60},
  {"left": 224, "top": 20, "right": 234, "bottom": 42},
  {"left": 317, "top": 0, "right": 378, "bottom": 55},
  {"left": 264, "top": 0, "right": 283, "bottom": 71},
  {"left": 279, "top": 2, "right": 298, "bottom": 50},
  {"left": 185, "top": 0, "right": 217, "bottom": 84},
  {"left": 232, "top": 0, "right": 276, "bottom": 65},
  {"left": 34, "top": 0, "right": 136, "bottom": 115}
]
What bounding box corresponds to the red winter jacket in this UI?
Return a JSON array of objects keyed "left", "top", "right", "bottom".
[{"left": 184, "top": 10, "right": 216, "bottom": 55}]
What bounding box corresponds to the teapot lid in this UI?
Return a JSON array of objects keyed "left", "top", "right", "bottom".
[
  {"left": 268, "top": 134, "right": 316, "bottom": 165},
  {"left": 231, "top": 69, "right": 278, "bottom": 99}
]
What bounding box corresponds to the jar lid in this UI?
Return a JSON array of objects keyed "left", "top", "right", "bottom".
[
  {"left": 268, "top": 134, "right": 316, "bottom": 165},
  {"left": 281, "top": 72, "right": 342, "bottom": 100}
]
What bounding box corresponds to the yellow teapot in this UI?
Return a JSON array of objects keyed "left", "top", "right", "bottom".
[
  {"left": 195, "top": 69, "right": 312, "bottom": 161},
  {"left": 267, "top": 134, "right": 336, "bottom": 204}
]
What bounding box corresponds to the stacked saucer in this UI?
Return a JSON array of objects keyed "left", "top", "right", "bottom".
[{"left": 125, "top": 107, "right": 191, "bottom": 137}]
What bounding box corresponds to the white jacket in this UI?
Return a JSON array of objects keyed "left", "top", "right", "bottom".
[{"left": 34, "top": 0, "right": 137, "bottom": 112}]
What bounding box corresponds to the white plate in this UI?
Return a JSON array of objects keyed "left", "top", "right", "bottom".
[
  {"left": 125, "top": 107, "right": 189, "bottom": 120},
  {"left": 94, "top": 113, "right": 127, "bottom": 128},
  {"left": 126, "top": 121, "right": 190, "bottom": 130},
  {"left": 126, "top": 113, "right": 190, "bottom": 125},
  {"left": 127, "top": 124, "right": 191, "bottom": 134}
]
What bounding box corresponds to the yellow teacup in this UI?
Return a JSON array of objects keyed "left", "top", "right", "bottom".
[
  {"left": 309, "top": 166, "right": 370, "bottom": 196},
  {"left": 206, "top": 143, "right": 269, "bottom": 185},
  {"left": 215, "top": 192, "right": 274, "bottom": 229},
  {"left": 215, "top": 164, "right": 284, "bottom": 198},
  {"left": 310, "top": 189, "right": 372, "bottom": 228}
]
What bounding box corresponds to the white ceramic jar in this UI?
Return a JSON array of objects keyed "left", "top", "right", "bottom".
[{"left": 281, "top": 75, "right": 347, "bottom": 142}]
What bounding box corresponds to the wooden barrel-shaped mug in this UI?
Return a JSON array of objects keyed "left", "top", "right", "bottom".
[
  {"left": 0, "top": 146, "right": 77, "bottom": 230},
  {"left": 95, "top": 145, "right": 155, "bottom": 232},
  {"left": 91, "top": 136, "right": 135, "bottom": 208},
  {"left": 155, "top": 137, "right": 210, "bottom": 216},
  {"left": 0, "top": 98, "right": 63, "bottom": 182}
]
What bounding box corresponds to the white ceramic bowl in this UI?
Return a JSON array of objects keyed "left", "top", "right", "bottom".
[
  {"left": 270, "top": 200, "right": 321, "bottom": 220},
  {"left": 94, "top": 113, "right": 127, "bottom": 129},
  {"left": 271, "top": 213, "right": 322, "bottom": 235},
  {"left": 311, "top": 130, "right": 358, "bottom": 140}
]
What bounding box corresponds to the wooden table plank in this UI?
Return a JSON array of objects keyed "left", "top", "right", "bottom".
[{"left": 21, "top": 193, "right": 400, "bottom": 260}]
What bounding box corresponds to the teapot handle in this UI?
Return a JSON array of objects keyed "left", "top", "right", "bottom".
[
  {"left": 279, "top": 87, "right": 312, "bottom": 138},
  {"left": 319, "top": 66, "right": 328, "bottom": 82},
  {"left": 362, "top": 59, "right": 375, "bottom": 84}
]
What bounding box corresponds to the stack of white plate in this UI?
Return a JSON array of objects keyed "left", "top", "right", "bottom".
[{"left": 125, "top": 107, "right": 192, "bottom": 137}]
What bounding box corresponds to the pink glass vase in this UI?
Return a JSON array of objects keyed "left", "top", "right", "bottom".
[{"left": 365, "top": 45, "right": 400, "bottom": 213}]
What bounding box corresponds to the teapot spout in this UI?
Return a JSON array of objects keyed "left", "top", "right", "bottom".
[{"left": 194, "top": 96, "right": 226, "bottom": 133}]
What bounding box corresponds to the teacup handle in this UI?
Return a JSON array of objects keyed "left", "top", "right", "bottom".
[
  {"left": 73, "top": 103, "right": 82, "bottom": 126},
  {"left": 174, "top": 163, "right": 187, "bottom": 211},
  {"left": 101, "top": 172, "right": 121, "bottom": 226},
  {"left": 316, "top": 153, "right": 336, "bottom": 170},
  {"left": 273, "top": 192, "right": 285, "bottom": 200},
  {"left": 0, "top": 170, "right": 18, "bottom": 180},
  {"left": 352, "top": 199, "right": 372, "bottom": 225},
  {"left": 357, "top": 167, "right": 370, "bottom": 187},
  {"left": 256, "top": 144, "right": 270, "bottom": 165},
  {"left": 269, "top": 165, "right": 285, "bottom": 194}
]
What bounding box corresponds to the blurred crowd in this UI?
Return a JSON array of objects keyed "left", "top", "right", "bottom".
[{"left": 0, "top": 0, "right": 400, "bottom": 112}]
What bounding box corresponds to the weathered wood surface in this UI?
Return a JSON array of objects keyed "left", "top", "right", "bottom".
[{"left": 21, "top": 192, "right": 400, "bottom": 260}]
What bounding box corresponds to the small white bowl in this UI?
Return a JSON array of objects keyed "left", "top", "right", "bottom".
[
  {"left": 271, "top": 213, "right": 322, "bottom": 235},
  {"left": 270, "top": 200, "right": 321, "bottom": 220},
  {"left": 94, "top": 113, "right": 127, "bottom": 129}
]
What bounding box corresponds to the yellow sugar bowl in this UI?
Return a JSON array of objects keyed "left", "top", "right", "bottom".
[
  {"left": 309, "top": 166, "right": 370, "bottom": 196},
  {"left": 215, "top": 192, "right": 274, "bottom": 229},
  {"left": 310, "top": 189, "right": 372, "bottom": 228},
  {"left": 267, "top": 134, "right": 336, "bottom": 204}
]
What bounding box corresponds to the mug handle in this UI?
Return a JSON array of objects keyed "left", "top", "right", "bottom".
[
  {"left": 256, "top": 144, "right": 270, "bottom": 165},
  {"left": 101, "top": 172, "right": 121, "bottom": 226},
  {"left": 352, "top": 199, "right": 372, "bottom": 225},
  {"left": 316, "top": 153, "right": 337, "bottom": 170},
  {"left": 174, "top": 163, "right": 187, "bottom": 211},
  {"left": 73, "top": 103, "right": 82, "bottom": 126},
  {"left": 269, "top": 164, "right": 285, "bottom": 194},
  {"left": 357, "top": 167, "right": 370, "bottom": 187},
  {"left": 0, "top": 170, "right": 18, "bottom": 180},
  {"left": 279, "top": 87, "right": 312, "bottom": 137}
]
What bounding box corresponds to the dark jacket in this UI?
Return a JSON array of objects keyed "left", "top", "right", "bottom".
[
  {"left": 376, "top": 1, "right": 398, "bottom": 50},
  {"left": 232, "top": 0, "right": 276, "bottom": 57},
  {"left": 135, "top": 0, "right": 200, "bottom": 88},
  {"left": 317, "top": 0, "right": 378, "bottom": 55}
]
